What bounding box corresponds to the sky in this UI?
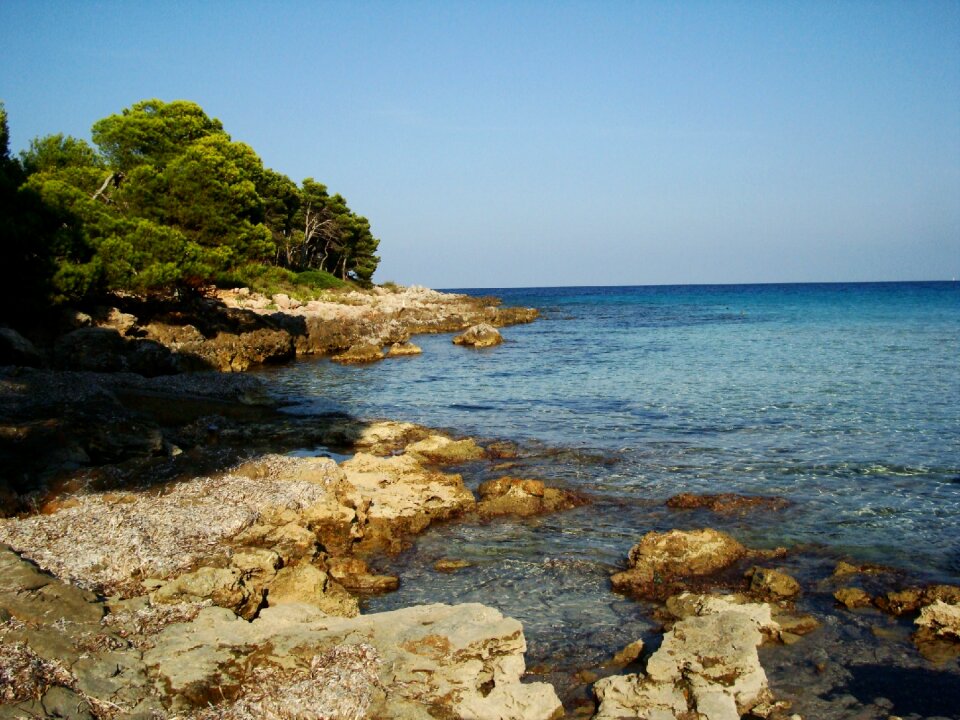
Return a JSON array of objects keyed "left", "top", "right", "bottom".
[{"left": 2, "top": 0, "right": 959, "bottom": 288}]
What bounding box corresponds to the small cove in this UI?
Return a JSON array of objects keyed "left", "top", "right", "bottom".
[{"left": 258, "top": 281, "right": 960, "bottom": 718}]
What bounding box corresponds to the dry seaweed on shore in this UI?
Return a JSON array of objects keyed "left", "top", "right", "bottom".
[
  {"left": 0, "top": 473, "right": 335, "bottom": 596},
  {"left": 187, "top": 643, "right": 382, "bottom": 720},
  {"left": 0, "top": 641, "right": 75, "bottom": 703},
  {"left": 101, "top": 600, "right": 212, "bottom": 648}
]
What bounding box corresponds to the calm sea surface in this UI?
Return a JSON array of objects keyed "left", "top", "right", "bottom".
[{"left": 260, "top": 281, "right": 960, "bottom": 715}]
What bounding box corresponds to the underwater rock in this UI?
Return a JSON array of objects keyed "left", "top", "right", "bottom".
[
  {"left": 434, "top": 558, "right": 472, "bottom": 573},
  {"left": 834, "top": 586, "right": 874, "bottom": 610},
  {"left": 665, "top": 492, "right": 790, "bottom": 514}
]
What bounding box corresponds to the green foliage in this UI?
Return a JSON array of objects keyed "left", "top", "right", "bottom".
[
  {"left": 217, "top": 263, "right": 347, "bottom": 300},
  {"left": 20, "top": 134, "right": 103, "bottom": 175},
  {"left": 0, "top": 98, "right": 380, "bottom": 314},
  {"left": 91, "top": 99, "right": 225, "bottom": 171}
]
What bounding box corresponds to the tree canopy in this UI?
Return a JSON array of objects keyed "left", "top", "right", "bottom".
[{"left": 0, "top": 98, "right": 380, "bottom": 320}]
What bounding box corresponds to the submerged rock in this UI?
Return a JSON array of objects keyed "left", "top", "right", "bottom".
[
  {"left": 665, "top": 492, "right": 790, "bottom": 514},
  {"left": 834, "top": 586, "right": 873, "bottom": 610},
  {"left": 434, "top": 558, "right": 472, "bottom": 573},
  {"left": 453, "top": 323, "right": 503, "bottom": 348}
]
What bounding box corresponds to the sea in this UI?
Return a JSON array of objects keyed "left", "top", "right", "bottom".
[{"left": 259, "top": 281, "right": 960, "bottom": 718}]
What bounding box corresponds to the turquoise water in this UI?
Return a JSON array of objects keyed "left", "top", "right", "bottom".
[{"left": 261, "top": 282, "right": 960, "bottom": 714}]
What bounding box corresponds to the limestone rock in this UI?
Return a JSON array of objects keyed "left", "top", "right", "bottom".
[
  {"left": 747, "top": 566, "right": 801, "bottom": 600},
  {"left": 477, "top": 476, "right": 583, "bottom": 518},
  {"left": 347, "top": 420, "right": 430, "bottom": 456},
  {"left": 915, "top": 600, "right": 960, "bottom": 640},
  {"left": 453, "top": 323, "right": 503, "bottom": 348},
  {"left": 340, "top": 452, "right": 476, "bottom": 553},
  {"left": 611, "top": 528, "right": 747, "bottom": 600},
  {"left": 230, "top": 548, "right": 282, "bottom": 587},
  {"left": 406, "top": 434, "right": 485, "bottom": 463},
  {"left": 328, "top": 556, "right": 399, "bottom": 594},
  {"left": 594, "top": 598, "right": 776, "bottom": 720},
  {"left": 150, "top": 567, "right": 262, "bottom": 620},
  {"left": 331, "top": 342, "right": 385, "bottom": 364},
  {"left": 386, "top": 340, "right": 423, "bottom": 357},
  {"left": 266, "top": 563, "right": 359, "bottom": 617},
  {"left": 143, "top": 601, "right": 562, "bottom": 718}
]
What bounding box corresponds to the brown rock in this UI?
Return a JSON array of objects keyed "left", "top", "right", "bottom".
[
  {"left": 747, "top": 567, "right": 801, "bottom": 600},
  {"left": 405, "top": 435, "right": 485, "bottom": 463},
  {"left": 267, "top": 563, "right": 358, "bottom": 617},
  {"left": 834, "top": 587, "right": 873, "bottom": 610},
  {"left": 331, "top": 342, "right": 385, "bottom": 364},
  {"left": 327, "top": 556, "right": 399, "bottom": 594},
  {"left": 608, "top": 639, "right": 645, "bottom": 667},
  {"left": 434, "top": 558, "right": 472, "bottom": 573},
  {"left": 611, "top": 528, "right": 748, "bottom": 600},
  {"left": 477, "top": 477, "right": 583, "bottom": 518},
  {"left": 150, "top": 567, "right": 263, "bottom": 620},
  {"left": 453, "top": 323, "right": 503, "bottom": 348},
  {"left": 386, "top": 341, "right": 422, "bottom": 357}
]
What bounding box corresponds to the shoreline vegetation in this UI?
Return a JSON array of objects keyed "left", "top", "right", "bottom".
[{"left": 2, "top": 100, "right": 958, "bottom": 719}]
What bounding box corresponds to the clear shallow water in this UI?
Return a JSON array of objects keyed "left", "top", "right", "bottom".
[{"left": 260, "top": 282, "right": 960, "bottom": 714}]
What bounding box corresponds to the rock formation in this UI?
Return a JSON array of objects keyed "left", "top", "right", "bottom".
[
  {"left": 593, "top": 594, "right": 783, "bottom": 720},
  {"left": 453, "top": 323, "right": 504, "bottom": 348}
]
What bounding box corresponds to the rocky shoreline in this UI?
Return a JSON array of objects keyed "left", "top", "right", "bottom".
[{"left": 2, "top": 288, "right": 959, "bottom": 719}]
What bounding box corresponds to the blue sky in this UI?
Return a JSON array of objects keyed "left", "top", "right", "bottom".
[{"left": 2, "top": 0, "right": 958, "bottom": 288}]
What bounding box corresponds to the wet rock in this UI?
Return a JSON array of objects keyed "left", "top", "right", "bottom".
[
  {"left": 405, "top": 434, "right": 485, "bottom": 463},
  {"left": 666, "top": 492, "right": 790, "bottom": 514},
  {"left": 386, "top": 340, "right": 422, "bottom": 357},
  {"left": 266, "top": 562, "right": 359, "bottom": 617},
  {"left": 875, "top": 584, "right": 960, "bottom": 616},
  {"left": 477, "top": 476, "right": 583, "bottom": 518},
  {"left": 834, "top": 586, "right": 873, "bottom": 610},
  {"left": 453, "top": 323, "right": 503, "bottom": 348},
  {"left": 327, "top": 556, "right": 399, "bottom": 594},
  {"left": 610, "top": 528, "right": 748, "bottom": 600},
  {"left": 607, "top": 639, "right": 645, "bottom": 668},
  {"left": 331, "top": 341, "right": 385, "bottom": 364},
  {"left": 747, "top": 566, "right": 801, "bottom": 600},
  {"left": 832, "top": 560, "right": 893, "bottom": 578},
  {"left": 150, "top": 567, "right": 263, "bottom": 620},
  {"left": 434, "top": 558, "right": 472, "bottom": 573},
  {"left": 0, "top": 328, "right": 42, "bottom": 367},
  {"left": 594, "top": 598, "right": 776, "bottom": 720}
]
